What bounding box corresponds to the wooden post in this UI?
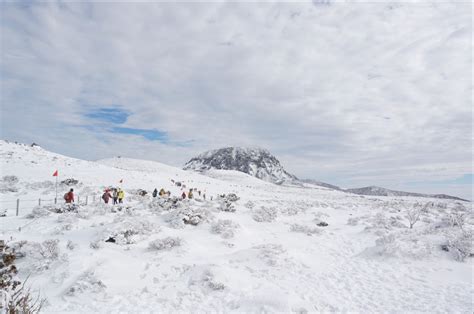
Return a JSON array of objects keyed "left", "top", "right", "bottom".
[
  {"left": 54, "top": 197, "right": 57, "bottom": 204},
  {"left": 38, "top": 198, "right": 41, "bottom": 206},
  {"left": 16, "top": 199, "right": 19, "bottom": 216},
  {"left": 86, "top": 196, "right": 88, "bottom": 205}
]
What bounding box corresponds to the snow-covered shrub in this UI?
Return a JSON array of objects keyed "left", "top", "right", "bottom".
[
  {"left": 103, "top": 216, "right": 160, "bottom": 245},
  {"left": 89, "top": 241, "right": 102, "bottom": 250},
  {"left": 66, "top": 271, "right": 106, "bottom": 296},
  {"left": 56, "top": 214, "right": 78, "bottom": 231},
  {"left": 406, "top": 202, "right": 432, "bottom": 229},
  {"left": 347, "top": 217, "right": 359, "bottom": 226},
  {"left": 60, "top": 178, "right": 79, "bottom": 186},
  {"left": 448, "top": 212, "right": 467, "bottom": 230},
  {"left": 255, "top": 244, "right": 285, "bottom": 266},
  {"left": 75, "top": 206, "right": 91, "bottom": 219},
  {"left": 372, "top": 232, "right": 434, "bottom": 259},
  {"left": 37, "top": 203, "right": 79, "bottom": 214},
  {"left": 38, "top": 239, "right": 60, "bottom": 260},
  {"left": 24, "top": 180, "right": 54, "bottom": 190},
  {"left": 2, "top": 175, "right": 19, "bottom": 185},
  {"left": 252, "top": 207, "right": 278, "bottom": 222},
  {"left": 163, "top": 207, "right": 213, "bottom": 228},
  {"left": 148, "top": 237, "right": 182, "bottom": 251},
  {"left": 189, "top": 269, "right": 225, "bottom": 291},
  {"left": 210, "top": 219, "right": 240, "bottom": 239},
  {"left": 389, "top": 216, "right": 406, "bottom": 228},
  {"left": 148, "top": 197, "right": 181, "bottom": 212},
  {"left": 0, "top": 241, "right": 45, "bottom": 312},
  {"left": 0, "top": 175, "right": 19, "bottom": 192},
  {"left": 244, "top": 201, "right": 255, "bottom": 209},
  {"left": 220, "top": 193, "right": 240, "bottom": 203},
  {"left": 280, "top": 207, "right": 304, "bottom": 216},
  {"left": 421, "top": 216, "right": 434, "bottom": 224},
  {"left": 91, "top": 203, "right": 110, "bottom": 216},
  {"left": 373, "top": 212, "right": 390, "bottom": 229},
  {"left": 12, "top": 239, "right": 64, "bottom": 273},
  {"left": 445, "top": 231, "right": 473, "bottom": 262},
  {"left": 218, "top": 193, "right": 240, "bottom": 213},
  {"left": 290, "top": 224, "right": 321, "bottom": 235},
  {"left": 219, "top": 201, "right": 236, "bottom": 212},
  {"left": 66, "top": 240, "right": 76, "bottom": 250},
  {"left": 26, "top": 206, "right": 51, "bottom": 219}
]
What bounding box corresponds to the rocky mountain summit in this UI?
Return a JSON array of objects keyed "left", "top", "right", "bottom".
[{"left": 183, "top": 147, "right": 297, "bottom": 184}]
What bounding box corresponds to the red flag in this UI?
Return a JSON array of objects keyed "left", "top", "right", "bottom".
[
  {"left": 119, "top": 179, "right": 123, "bottom": 183},
  {"left": 52, "top": 170, "right": 58, "bottom": 177}
]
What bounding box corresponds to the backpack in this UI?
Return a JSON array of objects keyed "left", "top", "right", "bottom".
[{"left": 64, "top": 193, "right": 68, "bottom": 201}]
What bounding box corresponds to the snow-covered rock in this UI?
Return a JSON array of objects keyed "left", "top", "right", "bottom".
[{"left": 183, "top": 147, "right": 297, "bottom": 184}]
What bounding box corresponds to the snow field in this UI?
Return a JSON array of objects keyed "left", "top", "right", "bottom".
[{"left": 0, "top": 141, "right": 472, "bottom": 312}]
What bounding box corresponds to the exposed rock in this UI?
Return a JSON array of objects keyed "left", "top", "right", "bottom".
[{"left": 184, "top": 147, "right": 297, "bottom": 184}]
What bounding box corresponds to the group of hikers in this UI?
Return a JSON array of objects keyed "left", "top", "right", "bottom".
[
  {"left": 63, "top": 187, "right": 125, "bottom": 205},
  {"left": 63, "top": 180, "right": 210, "bottom": 205},
  {"left": 101, "top": 188, "right": 125, "bottom": 204},
  {"left": 152, "top": 187, "right": 207, "bottom": 200}
]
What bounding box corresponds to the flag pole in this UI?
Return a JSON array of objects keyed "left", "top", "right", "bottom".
[{"left": 55, "top": 174, "right": 58, "bottom": 200}]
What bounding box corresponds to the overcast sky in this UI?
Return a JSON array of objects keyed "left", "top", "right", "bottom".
[{"left": 1, "top": 1, "right": 472, "bottom": 199}]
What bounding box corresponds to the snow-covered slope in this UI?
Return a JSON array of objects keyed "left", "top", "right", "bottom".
[
  {"left": 183, "top": 147, "right": 297, "bottom": 184},
  {"left": 346, "top": 186, "right": 468, "bottom": 202},
  {"left": 1, "top": 140, "right": 472, "bottom": 313}
]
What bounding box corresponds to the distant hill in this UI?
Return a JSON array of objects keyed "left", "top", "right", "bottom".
[{"left": 346, "top": 186, "right": 469, "bottom": 202}]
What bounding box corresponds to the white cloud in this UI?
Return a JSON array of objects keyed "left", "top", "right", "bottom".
[{"left": 1, "top": 1, "right": 471, "bottom": 199}]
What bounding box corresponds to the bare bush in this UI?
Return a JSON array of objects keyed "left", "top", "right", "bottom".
[{"left": 38, "top": 240, "right": 60, "bottom": 260}]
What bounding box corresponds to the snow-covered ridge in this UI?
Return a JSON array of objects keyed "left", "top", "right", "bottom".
[
  {"left": 346, "top": 186, "right": 469, "bottom": 202},
  {"left": 183, "top": 147, "right": 297, "bottom": 184}
]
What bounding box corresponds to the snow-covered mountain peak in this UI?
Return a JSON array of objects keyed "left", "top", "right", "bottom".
[{"left": 183, "top": 147, "right": 297, "bottom": 184}]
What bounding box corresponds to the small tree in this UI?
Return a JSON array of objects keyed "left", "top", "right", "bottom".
[
  {"left": 449, "top": 212, "right": 466, "bottom": 231},
  {"left": 406, "top": 202, "right": 430, "bottom": 229}
]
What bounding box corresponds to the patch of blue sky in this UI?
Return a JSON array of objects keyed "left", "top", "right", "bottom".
[
  {"left": 85, "top": 107, "right": 129, "bottom": 125},
  {"left": 111, "top": 127, "right": 168, "bottom": 142}
]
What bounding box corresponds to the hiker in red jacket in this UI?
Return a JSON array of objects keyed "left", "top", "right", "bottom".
[
  {"left": 102, "top": 190, "right": 112, "bottom": 204},
  {"left": 64, "top": 188, "right": 74, "bottom": 203}
]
